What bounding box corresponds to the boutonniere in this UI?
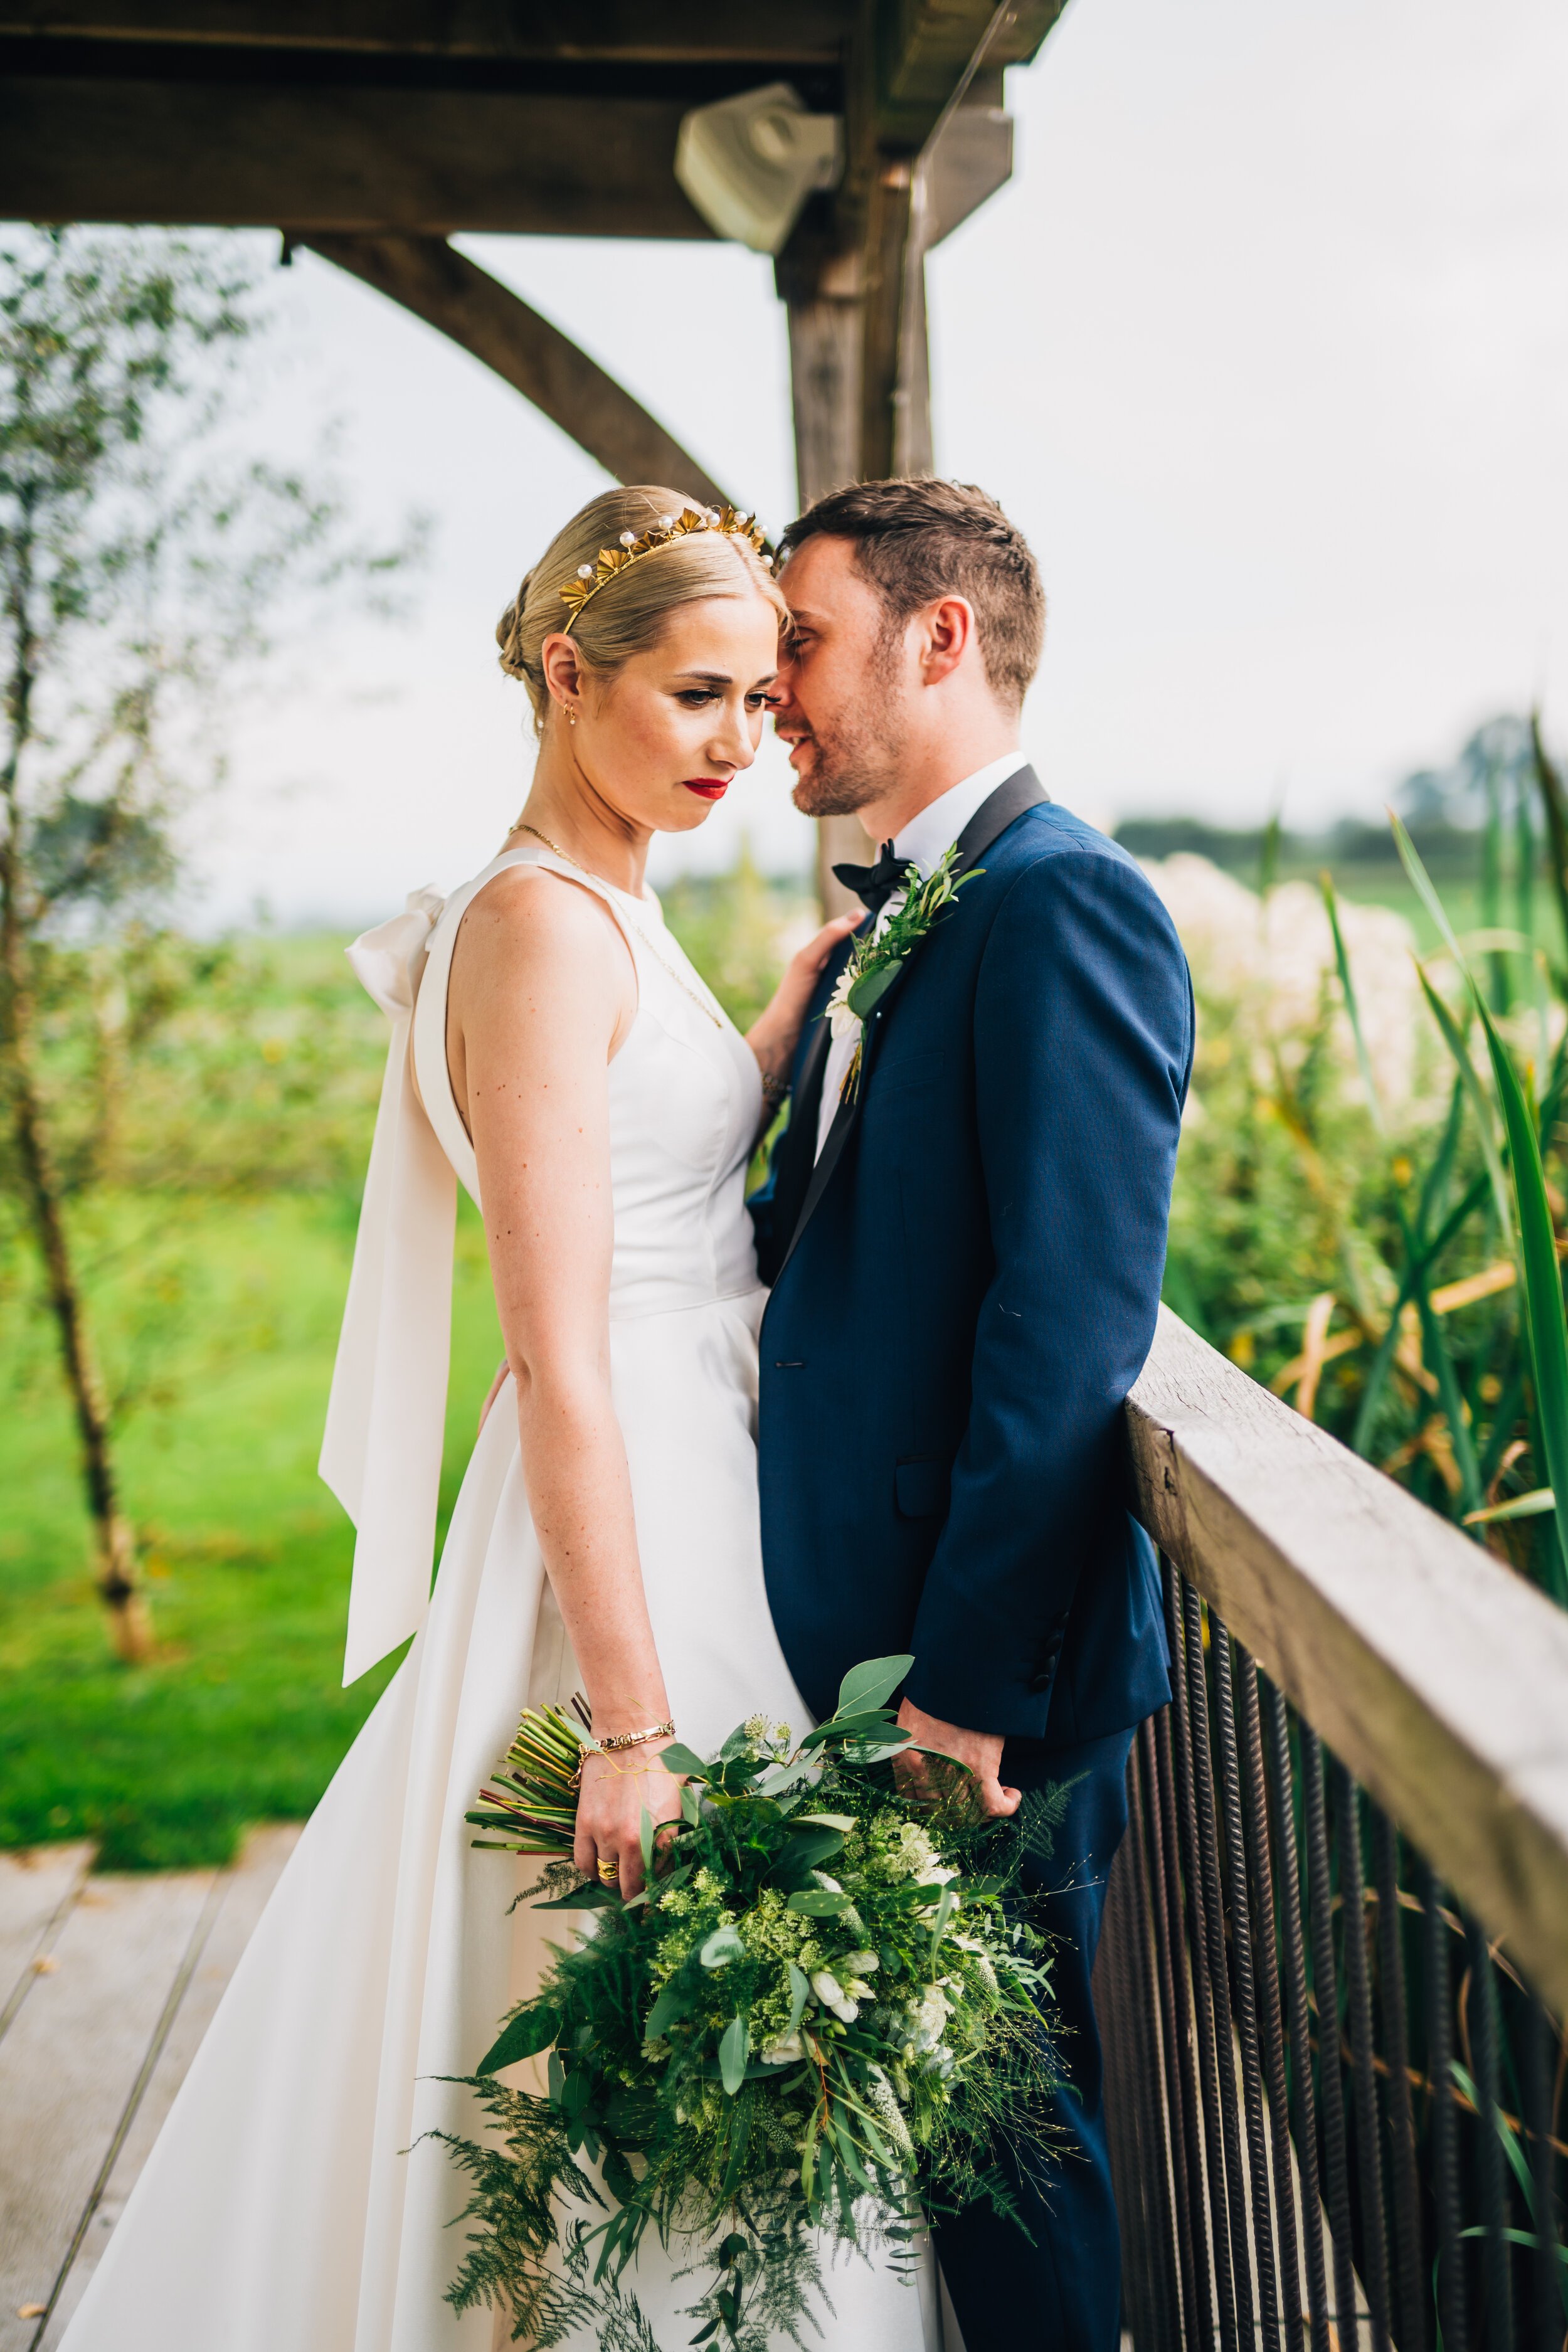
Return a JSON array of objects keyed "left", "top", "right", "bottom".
[{"left": 824, "top": 844, "right": 982, "bottom": 1102}]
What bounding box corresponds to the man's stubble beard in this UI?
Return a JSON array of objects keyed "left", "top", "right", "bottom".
[{"left": 788, "top": 638, "right": 908, "bottom": 819}]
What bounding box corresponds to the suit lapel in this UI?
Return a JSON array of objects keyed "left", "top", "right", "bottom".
[
  {"left": 774, "top": 765, "right": 1051, "bottom": 1279},
  {"left": 953, "top": 763, "right": 1049, "bottom": 872},
  {"left": 765, "top": 1009, "right": 833, "bottom": 1255},
  {"left": 778, "top": 1020, "right": 874, "bottom": 1275}
]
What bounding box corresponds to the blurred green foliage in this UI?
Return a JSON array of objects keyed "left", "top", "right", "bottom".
[
  {"left": 0, "top": 865, "right": 811, "bottom": 1866},
  {"left": 1165, "top": 714, "right": 1568, "bottom": 1604}
]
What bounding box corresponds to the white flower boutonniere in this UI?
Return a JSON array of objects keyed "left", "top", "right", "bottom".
[{"left": 829, "top": 843, "right": 982, "bottom": 1103}]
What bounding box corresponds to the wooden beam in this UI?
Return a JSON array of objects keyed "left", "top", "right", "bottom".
[
  {"left": 302, "top": 235, "right": 731, "bottom": 509},
  {"left": 0, "top": 3, "right": 854, "bottom": 61},
  {"left": 924, "top": 87, "right": 1012, "bottom": 243},
  {"left": 1128, "top": 1306, "right": 1568, "bottom": 2018},
  {"left": 0, "top": 75, "right": 716, "bottom": 235},
  {"left": 873, "top": 0, "right": 1065, "bottom": 148}
]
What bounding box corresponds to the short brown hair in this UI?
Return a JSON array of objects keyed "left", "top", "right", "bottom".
[{"left": 778, "top": 477, "right": 1044, "bottom": 707}]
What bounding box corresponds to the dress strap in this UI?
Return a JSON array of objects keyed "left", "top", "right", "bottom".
[{"left": 319, "top": 886, "right": 457, "bottom": 1687}]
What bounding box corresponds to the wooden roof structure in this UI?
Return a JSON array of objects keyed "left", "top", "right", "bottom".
[
  {"left": 1, "top": 4, "right": 1066, "bottom": 487},
  {"left": 1, "top": 3, "right": 1069, "bottom": 898}
]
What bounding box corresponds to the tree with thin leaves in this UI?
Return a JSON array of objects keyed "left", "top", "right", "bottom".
[{"left": 0, "top": 226, "right": 417, "bottom": 1660}]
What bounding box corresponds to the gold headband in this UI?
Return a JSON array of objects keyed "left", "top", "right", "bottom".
[{"left": 559, "top": 504, "right": 772, "bottom": 634}]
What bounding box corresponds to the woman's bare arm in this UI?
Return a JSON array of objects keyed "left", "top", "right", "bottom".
[{"left": 448, "top": 867, "right": 681, "bottom": 1894}]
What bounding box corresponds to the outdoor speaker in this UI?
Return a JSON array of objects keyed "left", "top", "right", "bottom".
[{"left": 675, "top": 83, "right": 844, "bottom": 257}]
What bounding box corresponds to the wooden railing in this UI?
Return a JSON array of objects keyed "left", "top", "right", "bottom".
[{"left": 1098, "top": 1307, "right": 1568, "bottom": 2352}]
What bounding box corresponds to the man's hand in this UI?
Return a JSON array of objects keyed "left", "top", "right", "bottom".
[{"left": 894, "top": 1696, "right": 1022, "bottom": 1818}]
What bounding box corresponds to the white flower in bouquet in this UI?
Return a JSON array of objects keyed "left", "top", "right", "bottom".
[
  {"left": 906, "top": 1983, "right": 951, "bottom": 2055},
  {"left": 810, "top": 1969, "right": 859, "bottom": 2023}
]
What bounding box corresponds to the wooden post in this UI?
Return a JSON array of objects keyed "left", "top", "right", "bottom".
[
  {"left": 859, "top": 160, "right": 934, "bottom": 482},
  {"left": 781, "top": 245, "right": 879, "bottom": 916}
]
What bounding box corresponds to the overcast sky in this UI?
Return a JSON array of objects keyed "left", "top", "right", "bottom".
[{"left": 181, "top": 0, "right": 1568, "bottom": 926}]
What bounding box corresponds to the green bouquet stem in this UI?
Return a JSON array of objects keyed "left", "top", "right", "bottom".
[{"left": 465, "top": 1700, "right": 591, "bottom": 1860}]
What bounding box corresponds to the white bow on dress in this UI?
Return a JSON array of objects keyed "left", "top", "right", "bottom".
[{"left": 319, "top": 887, "right": 457, "bottom": 1685}]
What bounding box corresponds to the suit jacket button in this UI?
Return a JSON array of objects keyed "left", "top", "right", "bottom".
[{"left": 1027, "top": 1667, "right": 1053, "bottom": 1694}]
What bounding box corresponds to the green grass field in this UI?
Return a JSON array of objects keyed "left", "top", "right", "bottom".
[{"left": 0, "top": 1190, "right": 502, "bottom": 1867}]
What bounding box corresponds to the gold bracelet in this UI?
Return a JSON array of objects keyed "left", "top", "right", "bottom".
[{"left": 594, "top": 1719, "right": 675, "bottom": 1754}]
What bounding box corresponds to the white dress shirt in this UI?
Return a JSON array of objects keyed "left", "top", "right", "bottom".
[{"left": 814, "top": 751, "right": 1030, "bottom": 1158}]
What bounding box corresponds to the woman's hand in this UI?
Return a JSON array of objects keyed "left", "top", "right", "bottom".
[
  {"left": 574, "top": 1749, "right": 685, "bottom": 1899},
  {"left": 745, "top": 913, "right": 859, "bottom": 1094}
]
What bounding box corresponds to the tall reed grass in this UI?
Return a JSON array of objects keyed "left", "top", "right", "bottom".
[{"left": 1160, "top": 720, "right": 1568, "bottom": 1611}]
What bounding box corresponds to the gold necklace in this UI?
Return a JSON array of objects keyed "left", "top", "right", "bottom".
[{"left": 513, "top": 823, "right": 724, "bottom": 1030}]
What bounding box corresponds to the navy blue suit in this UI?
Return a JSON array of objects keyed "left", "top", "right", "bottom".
[{"left": 752, "top": 773, "right": 1192, "bottom": 2351}]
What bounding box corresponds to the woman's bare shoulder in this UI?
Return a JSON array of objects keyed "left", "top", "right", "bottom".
[
  {"left": 451, "top": 860, "right": 635, "bottom": 1034},
  {"left": 458, "top": 860, "right": 627, "bottom": 965}
]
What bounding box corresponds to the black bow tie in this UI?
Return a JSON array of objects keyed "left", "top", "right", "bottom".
[{"left": 832, "top": 840, "right": 915, "bottom": 916}]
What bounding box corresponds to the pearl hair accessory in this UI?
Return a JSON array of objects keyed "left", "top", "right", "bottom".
[{"left": 559, "top": 503, "right": 773, "bottom": 634}]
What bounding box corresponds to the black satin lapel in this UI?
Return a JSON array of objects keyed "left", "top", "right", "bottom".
[
  {"left": 793, "top": 1009, "right": 832, "bottom": 1133},
  {"left": 766, "top": 1012, "right": 832, "bottom": 1252},
  {"left": 953, "top": 764, "right": 1049, "bottom": 874},
  {"left": 778, "top": 1046, "right": 862, "bottom": 1278}
]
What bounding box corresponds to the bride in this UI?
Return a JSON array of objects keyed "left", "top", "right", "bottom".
[{"left": 58, "top": 489, "right": 951, "bottom": 2351}]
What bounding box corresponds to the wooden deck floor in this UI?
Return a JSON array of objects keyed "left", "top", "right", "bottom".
[{"left": 0, "top": 1827, "right": 300, "bottom": 2351}]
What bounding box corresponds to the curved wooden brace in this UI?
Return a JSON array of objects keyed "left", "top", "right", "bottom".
[{"left": 301, "top": 231, "right": 732, "bottom": 510}]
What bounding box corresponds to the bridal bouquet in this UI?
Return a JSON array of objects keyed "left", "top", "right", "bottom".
[{"left": 440, "top": 1657, "right": 1062, "bottom": 2351}]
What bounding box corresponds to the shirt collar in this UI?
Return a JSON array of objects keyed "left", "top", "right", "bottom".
[{"left": 891, "top": 751, "right": 1030, "bottom": 876}]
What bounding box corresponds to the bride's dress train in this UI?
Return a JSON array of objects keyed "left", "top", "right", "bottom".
[{"left": 60, "top": 844, "right": 946, "bottom": 2350}]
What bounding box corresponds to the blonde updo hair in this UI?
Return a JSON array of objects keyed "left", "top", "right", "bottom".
[{"left": 496, "top": 485, "right": 788, "bottom": 734}]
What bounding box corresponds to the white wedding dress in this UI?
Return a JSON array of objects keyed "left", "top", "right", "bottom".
[{"left": 60, "top": 844, "right": 947, "bottom": 2352}]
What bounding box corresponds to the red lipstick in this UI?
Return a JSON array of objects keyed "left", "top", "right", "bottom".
[{"left": 683, "top": 779, "right": 729, "bottom": 801}]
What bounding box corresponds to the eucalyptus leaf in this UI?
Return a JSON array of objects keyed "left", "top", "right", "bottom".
[
  {"left": 659, "top": 1742, "right": 709, "bottom": 1780},
  {"left": 834, "top": 1654, "right": 915, "bottom": 1717},
  {"left": 699, "top": 1924, "right": 746, "bottom": 1969},
  {"left": 802, "top": 1708, "right": 902, "bottom": 1750},
  {"left": 846, "top": 961, "right": 904, "bottom": 1020},
  {"left": 644, "top": 1979, "right": 689, "bottom": 2042},
  {"left": 719, "top": 2013, "right": 750, "bottom": 2096},
  {"left": 779, "top": 1826, "right": 847, "bottom": 1874},
  {"left": 787, "top": 1888, "right": 852, "bottom": 1916}
]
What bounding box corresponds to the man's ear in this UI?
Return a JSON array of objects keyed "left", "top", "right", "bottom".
[{"left": 918, "top": 595, "right": 978, "bottom": 688}]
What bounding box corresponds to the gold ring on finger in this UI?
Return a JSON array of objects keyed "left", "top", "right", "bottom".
[{"left": 596, "top": 1858, "right": 619, "bottom": 1887}]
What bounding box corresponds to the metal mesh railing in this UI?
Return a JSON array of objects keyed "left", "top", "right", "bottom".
[{"left": 1098, "top": 1555, "right": 1567, "bottom": 2352}]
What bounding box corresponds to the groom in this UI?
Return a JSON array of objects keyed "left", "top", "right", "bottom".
[{"left": 753, "top": 479, "right": 1192, "bottom": 2352}]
